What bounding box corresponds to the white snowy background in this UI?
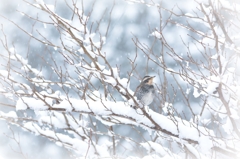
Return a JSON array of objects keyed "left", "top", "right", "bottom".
[{"left": 0, "top": 0, "right": 240, "bottom": 158}]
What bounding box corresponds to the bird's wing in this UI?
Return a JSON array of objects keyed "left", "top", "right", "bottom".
[{"left": 134, "top": 83, "right": 143, "bottom": 96}]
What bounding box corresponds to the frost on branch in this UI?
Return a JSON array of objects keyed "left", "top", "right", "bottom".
[{"left": 0, "top": 0, "right": 240, "bottom": 158}]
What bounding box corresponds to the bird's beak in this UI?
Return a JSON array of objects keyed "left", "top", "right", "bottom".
[
  {"left": 148, "top": 76, "right": 155, "bottom": 84},
  {"left": 151, "top": 76, "right": 155, "bottom": 79}
]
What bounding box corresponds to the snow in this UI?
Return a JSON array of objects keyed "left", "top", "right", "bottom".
[
  {"left": 101, "top": 36, "right": 106, "bottom": 45},
  {"left": 0, "top": 70, "right": 8, "bottom": 77},
  {"left": 16, "top": 97, "right": 49, "bottom": 111},
  {"left": 222, "top": 117, "right": 233, "bottom": 134},
  {"left": 87, "top": 50, "right": 96, "bottom": 58},
  {"left": 193, "top": 86, "right": 201, "bottom": 98},
  {"left": 16, "top": 99, "right": 28, "bottom": 110},
  {"left": 202, "top": 36, "right": 215, "bottom": 49},
  {"left": 198, "top": 135, "right": 214, "bottom": 153},
  {"left": 118, "top": 78, "right": 128, "bottom": 88},
  {"left": 220, "top": 0, "right": 240, "bottom": 11},
  {"left": 201, "top": 118, "right": 211, "bottom": 125},
  {"left": 23, "top": 122, "right": 40, "bottom": 135},
  {"left": 185, "top": 13, "right": 194, "bottom": 17},
  {"left": 193, "top": 74, "right": 220, "bottom": 98},
  {"left": 0, "top": 87, "right": 4, "bottom": 92},
  {"left": 186, "top": 88, "right": 191, "bottom": 95},
  {"left": 184, "top": 144, "right": 200, "bottom": 159},
  {"left": 211, "top": 53, "right": 218, "bottom": 60},
  {"left": 9, "top": 47, "right": 15, "bottom": 53},
  {"left": 89, "top": 91, "right": 101, "bottom": 101},
  {"left": 0, "top": 111, "right": 18, "bottom": 119},
  {"left": 39, "top": 114, "right": 68, "bottom": 129},
  {"left": 1, "top": 0, "right": 239, "bottom": 158},
  {"left": 22, "top": 121, "right": 101, "bottom": 157},
  {"left": 103, "top": 76, "right": 117, "bottom": 86},
  {"left": 45, "top": 5, "right": 55, "bottom": 12},
  {"left": 36, "top": 0, "right": 44, "bottom": 5},
  {"left": 112, "top": 67, "right": 119, "bottom": 78},
  {"left": 230, "top": 110, "right": 239, "bottom": 119},
  {"left": 141, "top": 141, "right": 167, "bottom": 156},
  {"left": 78, "top": 48, "right": 84, "bottom": 54},
  {"left": 96, "top": 62, "right": 105, "bottom": 70},
  {"left": 14, "top": 96, "right": 217, "bottom": 151},
  {"left": 43, "top": 23, "right": 47, "bottom": 28},
  {"left": 16, "top": 90, "right": 25, "bottom": 94},
  {"left": 151, "top": 31, "right": 161, "bottom": 39},
  {"left": 50, "top": 14, "right": 72, "bottom": 29}
]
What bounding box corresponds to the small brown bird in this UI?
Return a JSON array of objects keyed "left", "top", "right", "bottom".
[{"left": 135, "top": 76, "right": 155, "bottom": 106}]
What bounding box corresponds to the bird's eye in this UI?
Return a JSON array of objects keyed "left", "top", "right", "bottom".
[{"left": 144, "top": 80, "right": 149, "bottom": 83}]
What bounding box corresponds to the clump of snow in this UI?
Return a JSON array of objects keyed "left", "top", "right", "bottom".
[
  {"left": 185, "top": 13, "right": 194, "bottom": 17},
  {"left": 141, "top": 141, "right": 167, "bottom": 156},
  {"left": 184, "top": 144, "right": 200, "bottom": 159},
  {"left": 0, "top": 111, "right": 18, "bottom": 119},
  {"left": 150, "top": 31, "right": 161, "bottom": 39},
  {"left": 103, "top": 76, "right": 117, "bottom": 86},
  {"left": 112, "top": 67, "right": 119, "bottom": 79},
  {"left": 46, "top": 5, "right": 55, "bottom": 12},
  {"left": 16, "top": 97, "right": 49, "bottom": 111},
  {"left": 222, "top": 117, "right": 233, "bottom": 134},
  {"left": 186, "top": 88, "right": 191, "bottom": 95},
  {"left": 9, "top": 47, "right": 15, "bottom": 53},
  {"left": 193, "top": 75, "right": 220, "bottom": 98}
]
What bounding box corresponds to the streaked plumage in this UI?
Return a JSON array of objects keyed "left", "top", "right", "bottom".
[{"left": 135, "top": 76, "right": 155, "bottom": 106}]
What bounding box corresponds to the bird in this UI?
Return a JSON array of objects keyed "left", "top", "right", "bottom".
[{"left": 135, "top": 75, "right": 155, "bottom": 106}]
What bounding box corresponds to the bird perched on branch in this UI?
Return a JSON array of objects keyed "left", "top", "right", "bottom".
[{"left": 135, "top": 76, "right": 155, "bottom": 106}]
